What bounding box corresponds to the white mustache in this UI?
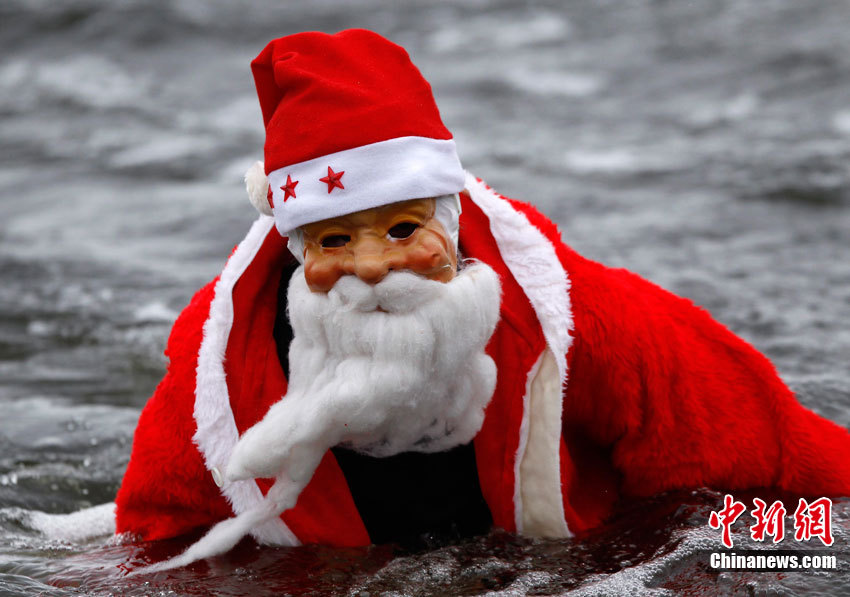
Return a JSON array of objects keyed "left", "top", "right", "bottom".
[{"left": 327, "top": 269, "right": 447, "bottom": 314}]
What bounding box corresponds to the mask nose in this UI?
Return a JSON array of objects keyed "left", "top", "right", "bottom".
[{"left": 350, "top": 237, "right": 392, "bottom": 285}]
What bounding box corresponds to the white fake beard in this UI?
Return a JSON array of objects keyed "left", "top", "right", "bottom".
[
  {"left": 135, "top": 261, "right": 501, "bottom": 575},
  {"left": 230, "top": 260, "right": 502, "bottom": 481}
]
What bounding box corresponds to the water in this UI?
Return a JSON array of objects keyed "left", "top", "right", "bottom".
[{"left": 2, "top": 0, "right": 850, "bottom": 594}]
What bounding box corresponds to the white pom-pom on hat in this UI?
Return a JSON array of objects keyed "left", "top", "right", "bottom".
[{"left": 244, "top": 161, "right": 272, "bottom": 216}]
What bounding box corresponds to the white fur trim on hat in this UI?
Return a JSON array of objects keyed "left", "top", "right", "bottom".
[
  {"left": 245, "top": 160, "right": 272, "bottom": 216},
  {"left": 267, "top": 135, "right": 464, "bottom": 235}
]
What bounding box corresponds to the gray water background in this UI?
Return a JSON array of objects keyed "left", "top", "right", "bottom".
[{"left": 1, "top": 0, "right": 849, "bottom": 595}]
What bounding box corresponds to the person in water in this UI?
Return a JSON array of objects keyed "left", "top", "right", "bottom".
[{"left": 115, "top": 29, "right": 850, "bottom": 565}]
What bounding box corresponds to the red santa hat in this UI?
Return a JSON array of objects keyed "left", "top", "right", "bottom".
[{"left": 244, "top": 29, "right": 465, "bottom": 236}]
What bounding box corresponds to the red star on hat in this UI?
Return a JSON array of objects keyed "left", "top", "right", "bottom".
[
  {"left": 319, "top": 166, "right": 345, "bottom": 193},
  {"left": 281, "top": 175, "right": 299, "bottom": 202}
]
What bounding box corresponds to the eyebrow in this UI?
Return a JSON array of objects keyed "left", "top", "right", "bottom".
[
  {"left": 390, "top": 204, "right": 432, "bottom": 219},
  {"left": 306, "top": 217, "right": 355, "bottom": 234}
]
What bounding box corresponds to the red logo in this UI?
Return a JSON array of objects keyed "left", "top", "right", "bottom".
[
  {"left": 794, "top": 497, "right": 834, "bottom": 546},
  {"left": 750, "top": 498, "right": 786, "bottom": 543},
  {"left": 709, "top": 494, "right": 747, "bottom": 548},
  {"left": 708, "top": 494, "right": 834, "bottom": 548}
]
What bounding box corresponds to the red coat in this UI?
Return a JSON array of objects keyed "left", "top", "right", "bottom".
[{"left": 115, "top": 173, "right": 850, "bottom": 546}]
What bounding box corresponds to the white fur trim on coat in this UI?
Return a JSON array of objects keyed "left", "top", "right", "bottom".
[
  {"left": 520, "top": 349, "right": 570, "bottom": 536},
  {"left": 196, "top": 172, "right": 573, "bottom": 542},
  {"left": 512, "top": 350, "right": 542, "bottom": 533},
  {"left": 193, "top": 214, "right": 299, "bottom": 546},
  {"left": 465, "top": 172, "right": 573, "bottom": 538}
]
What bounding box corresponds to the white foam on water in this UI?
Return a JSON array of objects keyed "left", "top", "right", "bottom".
[
  {"left": 428, "top": 12, "right": 571, "bottom": 52},
  {"left": 683, "top": 93, "right": 760, "bottom": 128},
  {"left": 564, "top": 149, "right": 641, "bottom": 175},
  {"left": 832, "top": 110, "right": 850, "bottom": 135},
  {"left": 2, "top": 503, "right": 116, "bottom": 543},
  {"left": 506, "top": 68, "right": 604, "bottom": 97},
  {"left": 133, "top": 301, "right": 179, "bottom": 323},
  {"left": 0, "top": 55, "right": 146, "bottom": 111},
  {"left": 564, "top": 147, "right": 693, "bottom": 176},
  {"left": 485, "top": 571, "right": 560, "bottom": 597},
  {"left": 108, "top": 134, "right": 212, "bottom": 169},
  {"left": 566, "top": 526, "right": 723, "bottom": 597}
]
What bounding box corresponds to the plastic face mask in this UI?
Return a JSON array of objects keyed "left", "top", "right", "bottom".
[{"left": 300, "top": 198, "right": 457, "bottom": 292}]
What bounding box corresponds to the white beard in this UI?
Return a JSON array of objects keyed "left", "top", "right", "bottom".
[
  {"left": 230, "top": 260, "right": 502, "bottom": 478},
  {"left": 137, "top": 261, "right": 501, "bottom": 574}
]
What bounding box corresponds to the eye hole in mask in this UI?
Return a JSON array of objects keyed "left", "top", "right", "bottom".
[
  {"left": 387, "top": 222, "right": 419, "bottom": 240},
  {"left": 321, "top": 235, "right": 351, "bottom": 248}
]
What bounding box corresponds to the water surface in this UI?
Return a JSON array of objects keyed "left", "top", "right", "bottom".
[{"left": 2, "top": 0, "right": 850, "bottom": 594}]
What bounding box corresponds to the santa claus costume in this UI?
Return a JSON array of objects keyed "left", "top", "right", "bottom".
[{"left": 115, "top": 29, "right": 850, "bottom": 550}]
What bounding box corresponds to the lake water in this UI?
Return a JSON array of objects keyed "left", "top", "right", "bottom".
[{"left": 2, "top": 0, "right": 849, "bottom": 594}]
